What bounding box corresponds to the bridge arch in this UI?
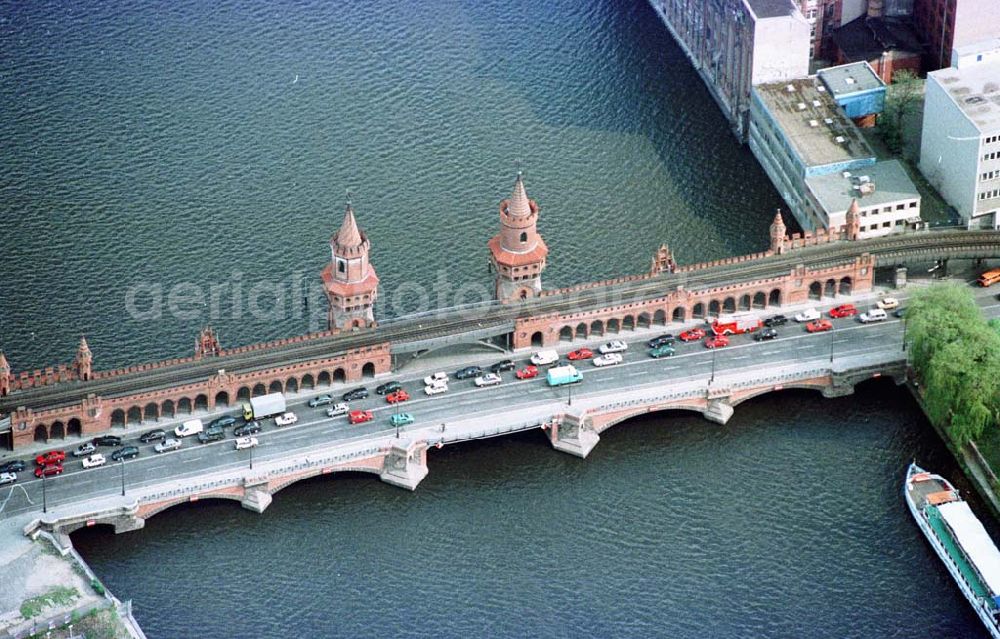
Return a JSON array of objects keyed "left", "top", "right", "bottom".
[
  {"left": 576, "top": 322, "right": 588, "bottom": 339},
  {"left": 126, "top": 406, "right": 143, "bottom": 426},
  {"left": 654, "top": 309, "right": 667, "bottom": 325},
  {"left": 252, "top": 383, "right": 267, "bottom": 397},
  {"left": 824, "top": 279, "right": 836, "bottom": 298},
  {"left": 622, "top": 315, "right": 635, "bottom": 331},
  {"left": 692, "top": 303, "right": 705, "bottom": 319},
  {"left": 269, "top": 380, "right": 284, "bottom": 393},
  {"left": 739, "top": 294, "right": 751, "bottom": 311},
  {"left": 723, "top": 297, "right": 736, "bottom": 313},
  {"left": 161, "top": 399, "right": 176, "bottom": 419},
  {"left": 839, "top": 277, "right": 852, "bottom": 295},
  {"left": 317, "top": 371, "right": 331, "bottom": 387},
  {"left": 589, "top": 321, "right": 603, "bottom": 337},
  {"left": 531, "top": 331, "right": 544, "bottom": 347},
  {"left": 268, "top": 466, "right": 383, "bottom": 496},
  {"left": 637, "top": 312, "right": 650, "bottom": 328},
  {"left": 362, "top": 362, "right": 376, "bottom": 379},
  {"left": 194, "top": 394, "right": 208, "bottom": 412},
  {"left": 333, "top": 368, "right": 346, "bottom": 384},
  {"left": 67, "top": 418, "right": 82, "bottom": 438},
  {"left": 607, "top": 318, "right": 620, "bottom": 333},
  {"left": 236, "top": 387, "right": 250, "bottom": 402},
  {"left": 140, "top": 494, "right": 247, "bottom": 521},
  {"left": 285, "top": 377, "right": 298, "bottom": 393},
  {"left": 769, "top": 289, "right": 781, "bottom": 306},
  {"left": 808, "top": 281, "right": 822, "bottom": 300},
  {"left": 34, "top": 424, "right": 48, "bottom": 442},
  {"left": 301, "top": 374, "right": 315, "bottom": 390},
  {"left": 592, "top": 403, "right": 712, "bottom": 434},
  {"left": 177, "top": 397, "right": 192, "bottom": 414},
  {"left": 50, "top": 421, "right": 65, "bottom": 439},
  {"left": 144, "top": 402, "right": 159, "bottom": 421},
  {"left": 111, "top": 409, "right": 126, "bottom": 427},
  {"left": 214, "top": 392, "right": 229, "bottom": 409},
  {"left": 559, "top": 326, "right": 573, "bottom": 342},
  {"left": 753, "top": 292, "right": 766, "bottom": 309},
  {"left": 708, "top": 300, "right": 720, "bottom": 317}
]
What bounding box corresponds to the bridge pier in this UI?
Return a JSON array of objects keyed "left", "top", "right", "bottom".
[
  {"left": 241, "top": 478, "right": 273, "bottom": 513},
  {"left": 703, "top": 398, "right": 734, "bottom": 425},
  {"left": 894, "top": 266, "right": 907, "bottom": 289},
  {"left": 549, "top": 407, "right": 600, "bottom": 458},
  {"left": 379, "top": 439, "right": 429, "bottom": 490}
]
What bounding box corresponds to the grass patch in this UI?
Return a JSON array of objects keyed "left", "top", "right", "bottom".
[
  {"left": 20, "top": 586, "right": 80, "bottom": 619},
  {"left": 976, "top": 429, "right": 1000, "bottom": 494}
]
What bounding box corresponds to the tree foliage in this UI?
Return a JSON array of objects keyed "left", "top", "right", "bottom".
[
  {"left": 880, "top": 70, "right": 922, "bottom": 155},
  {"left": 908, "top": 284, "right": 1000, "bottom": 446}
]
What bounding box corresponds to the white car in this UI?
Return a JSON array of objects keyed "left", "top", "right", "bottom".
[
  {"left": 72, "top": 442, "right": 96, "bottom": 457},
  {"left": 424, "top": 383, "right": 448, "bottom": 396},
  {"left": 598, "top": 340, "right": 628, "bottom": 354},
  {"left": 234, "top": 436, "right": 259, "bottom": 450},
  {"left": 859, "top": 308, "right": 888, "bottom": 323},
  {"left": 877, "top": 296, "right": 900, "bottom": 310},
  {"left": 474, "top": 373, "right": 502, "bottom": 388},
  {"left": 325, "top": 403, "right": 349, "bottom": 418},
  {"left": 0, "top": 472, "right": 16, "bottom": 486},
  {"left": 795, "top": 308, "right": 820, "bottom": 322},
  {"left": 82, "top": 453, "right": 107, "bottom": 469},
  {"left": 154, "top": 438, "right": 182, "bottom": 454},
  {"left": 423, "top": 371, "right": 448, "bottom": 386},
  {"left": 275, "top": 412, "right": 298, "bottom": 427},
  {"left": 592, "top": 353, "right": 623, "bottom": 367}
]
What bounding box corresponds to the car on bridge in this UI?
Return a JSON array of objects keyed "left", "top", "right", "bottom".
[
  {"left": 234, "top": 421, "right": 262, "bottom": 436},
  {"left": 753, "top": 327, "right": 779, "bottom": 341},
  {"left": 208, "top": 415, "right": 238, "bottom": 430},
  {"left": 325, "top": 403, "right": 350, "bottom": 417},
  {"left": 806, "top": 319, "right": 833, "bottom": 333},
  {"left": 704, "top": 335, "right": 729, "bottom": 349},
  {"left": 139, "top": 429, "right": 166, "bottom": 444},
  {"left": 342, "top": 388, "right": 369, "bottom": 402},
  {"left": 0, "top": 460, "right": 26, "bottom": 474},
  {"left": 474, "top": 373, "right": 502, "bottom": 388},
  {"left": 275, "top": 412, "right": 299, "bottom": 427},
  {"left": 93, "top": 435, "right": 123, "bottom": 447},
  {"left": 34, "top": 464, "right": 63, "bottom": 478},
  {"left": 154, "top": 438, "right": 182, "bottom": 453},
  {"left": 198, "top": 426, "right": 225, "bottom": 444},
  {"left": 424, "top": 372, "right": 448, "bottom": 386},
  {"left": 592, "top": 353, "right": 623, "bottom": 367},
  {"left": 795, "top": 308, "right": 820, "bottom": 322},
  {"left": 567, "top": 348, "right": 594, "bottom": 360},
  {"left": 491, "top": 360, "right": 516, "bottom": 373},
  {"left": 72, "top": 442, "right": 97, "bottom": 457},
  {"left": 35, "top": 451, "right": 66, "bottom": 466},
  {"left": 515, "top": 365, "right": 539, "bottom": 380},
  {"left": 530, "top": 350, "right": 559, "bottom": 366},
  {"left": 829, "top": 304, "right": 858, "bottom": 318},
  {"left": 764, "top": 315, "right": 788, "bottom": 327},
  {"left": 390, "top": 413, "right": 415, "bottom": 428},
  {"left": 679, "top": 328, "right": 706, "bottom": 342},
  {"left": 877, "top": 296, "right": 900, "bottom": 310},
  {"left": 386, "top": 390, "right": 411, "bottom": 404},
  {"left": 0, "top": 472, "right": 16, "bottom": 486},
  {"left": 454, "top": 365, "right": 484, "bottom": 380},
  {"left": 308, "top": 394, "right": 334, "bottom": 408},
  {"left": 424, "top": 383, "right": 448, "bottom": 396},
  {"left": 234, "top": 436, "right": 258, "bottom": 450},
  {"left": 893, "top": 307, "right": 907, "bottom": 318},
  {"left": 112, "top": 446, "right": 140, "bottom": 461},
  {"left": 859, "top": 308, "right": 887, "bottom": 323},
  {"left": 648, "top": 344, "right": 675, "bottom": 358},
  {"left": 598, "top": 340, "right": 628, "bottom": 354},
  {"left": 375, "top": 381, "right": 402, "bottom": 396},
  {"left": 349, "top": 410, "right": 374, "bottom": 425},
  {"left": 82, "top": 453, "right": 107, "bottom": 469},
  {"left": 647, "top": 334, "right": 675, "bottom": 348}
]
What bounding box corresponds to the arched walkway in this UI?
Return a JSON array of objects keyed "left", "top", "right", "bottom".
[
  {"left": 672, "top": 307, "right": 685, "bottom": 322},
  {"left": 824, "top": 279, "right": 836, "bottom": 298},
  {"left": 194, "top": 394, "right": 208, "bottom": 411},
  {"left": 318, "top": 371, "right": 332, "bottom": 387},
  {"left": 362, "top": 363, "right": 376, "bottom": 379},
  {"left": 50, "top": 421, "right": 65, "bottom": 439},
  {"left": 637, "top": 313, "right": 651, "bottom": 329},
  {"left": 67, "top": 418, "right": 82, "bottom": 438},
  {"left": 753, "top": 292, "right": 766, "bottom": 309},
  {"left": 285, "top": 377, "right": 298, "bottom": 393},
  {"left": 769, "top": 289, "right": 782, "bottom": 306},
  {"left": 252, "top": 383, "right": 267, "bottom": 397},
  {"left": 654, "top": 309, "right": 667, "bottom": 325},
  {"left": 301, "top": 374, "right": 315, "bottom": 390},
  {"left": 34, "top": 424, "right": 47, "bottom": 442},
  {"left": 144, "top": 402, "right": 159, "bottom": 421},
  {"left": 692, "top": 303, "right": 705, "bottom": 319},
  {"left": 809, "top": 282, "right": 822, "bottom": 300},
  {"left": 739, "top": 294, "right": 751, "bottom": 311},
  {"left": 575, "top": 323, "right": 588, "bottom": 339},
  {"left": 622, "top": 316, "right": 635, "bottom": 331},
  {"left": 589, "top": 321, "right": 603, "bottom": 337},
  {"left": 839, "top": 277, "right": 852, "bottom": 295},
  {"left": 607, "top": 318, "right": 620, "bottom": 334},
  {"left": 126, "top": 406, "right": 143, "bottom": 426},
  {"left": 333, "top": 368, "right": 346, "bottom": 384},
  {"left": 723, "top": 297, "right": 736, "bottom": 313},
  {"left": 177, "top": 397, "right": 192, "bottom": 414},
  {"left": 236, "top": 387, "right": 251, "bottom": 402},
  {"left": 269, "top": 380, "right": 284, "bottom": 393},
  {"left": 214, "top": 392, "right": 229, "bottom": 408},
  {"left": 531, "top": 332, "right": 544, "bottom": 347},
  {"left": 161, "top": 399, "right": 176, "bottom": 418},
  {"left": 559, "top": 326, "right": 573, "bottom": 341},
  {"left": 708, "top": 300, "right": 721, "bottom": 317},
  {"left": 111, "top": 409, "right": 126, "bottom": 427}
]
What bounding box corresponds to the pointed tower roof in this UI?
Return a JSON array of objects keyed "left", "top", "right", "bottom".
[
  {"left": 78, "top": 335, "right": 90, "bottom": 354},
  {"left": 846, "top": 198, "right": 860, "bottom": 220},
  {"left": 334, "top": 204, "right": 363, "bottom": 248},
  {"left": 771, "top": 210, "right": 786, "bottom": 232},
  {"left": 507, "top": 172, "right": 532, "bottom": 218},
  {"left": 0, "top": 351, "right": 9, "bottom": 372}
]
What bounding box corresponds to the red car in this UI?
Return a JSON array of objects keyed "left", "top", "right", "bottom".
[
  {"left": 385, "top": 390, "right": 410, "bottom": 404},
  {"left": 679, "top": 328, "right": 706, "bottom": 342},
  {"left": 349, "top": 410, "right": 374, "bottom": 425},
  {"left": 515, "top": 365, "right": 539, "bottom": 380},
  {"left": 567, "top": 348, "right": 593, "bottom": 361},
  {"left": 35, "top": 451, "right": 66, "bottom": 466},
  {"left": 806, "top": 319, "right": 834, "bottom": 333},
  {"left": 829, "top": 304, "right": 858, "bottom": 318},
  {"left": 704, "top": 335, "right": 729, "bottom": 349},
  {"left": 34, "top": 464, "right": 64, "bottom": 478}
]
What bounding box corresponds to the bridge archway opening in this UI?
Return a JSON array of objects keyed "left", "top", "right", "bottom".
[
  {"left": 589, "top": 321, "right": 603, "bottom": 337},
  {"left": 753, "top": 292, "right": 766, "bottom": 309},
  {"left": 144, "top": 402, "right": 159, "bottom": 421},
  {"left": 50, "top": 421, "right": 65, "bottom": 439},
  {"left": 739, "top": 294, "right": 752, "bottom": 311},
  {"left": 708, "top": 300, "right": 720, "bottom": 318},
  {"left": 559, "top": 326, "right": 573, "bottom": 342},
  {"left": 654, "top": 309, "right": 667, "bottom": 325},
  {"left": 161, "top": 399, "right": 176, "bottom": 418},
  {"left": 576, "top": 323, "right": 588, "bottom": 339},
  {"left": 194, "top": 394, "right": 209, "bottom": 412},
  {"left": 808, "top": 282, "right": 822, "bottom": 300},
  {"left": 67, "top": 418, "right": 82, "bottom": 438},
  {"left": 252, "top": 383, "right": 267, "bottom": 397},
  {"left": 607, "top": 318, "right": 620, "bottom": 334},
  {"left": 214, "top": 392, "right": 229, "bottom": 409},
  {"left": 769, "top": 289, "right": 782, "bottom": 306},
  {"left": 824, "top": 279, "right": 836, "bottom": 298},
  {"left": 301, "top": 374, "right": 315, "bottom": 390},
  {"left": 362, "top": 362, "right": 376, "bottom": 379},
  {"left": 34, "top": 424, "right": 48, "bottom": 442},
  {"left": 839, "top": 277, "right": 852, "bottom": 295},
  {"left": 333, "top": 368, "right": 346, "bottom": 384},
  {"left": 638, "top": 313, "right": 651, "bottom": 329},
  {"left": 531, "top": 331, "right": 544, "bottom": 347},
  {"left": 317, "top": 371, "right": 331, "bottom": 387},
  {"left": 177, "top": 398, "right": 192, "bottom": 414},
  {"left": 723, "top": 297, "right": 736, "bottom": 313},
  {"left": 285, "top": 377, "right": 298, "bottom": 393},
  {"left": 672, "top": 307, "right": 686, "bottom": 322},
  {"left": 692, "top": 303, "right": 705, "bottom": 319},
  {"left": 622, "top": 315, "right": 635, "bottom": 331},
  {"left": 110, "top": 409, "right": 125, "bottom": 427},
  {"left": 126, "top": 406, "right": 143, "bottom": 426},
  {"left": 235, "top": 388, "right": 250, "bottom": 402},
  {"left": 269, "top": 380, "right": 284, "bottom": 393}
]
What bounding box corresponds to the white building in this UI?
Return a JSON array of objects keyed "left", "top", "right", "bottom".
[
  {"left": 804, "top": 160, "right": 921, "bottom": 237},
  {"left": 920, "top": 59, "right": 1000, "bottom": 229}
]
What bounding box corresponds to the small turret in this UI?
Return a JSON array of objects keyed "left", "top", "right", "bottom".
[
  {"left": 488, "top": 171, "right": 549, "bottom": 301},
  {"left": 0, "top": 351, "right": 10, "bottom": 396},
  {"left": 321, "top": 200, "right": 380, "bottom": 330},
  {"left": 845, "top": 199, "right": 861, "bottom": 241},
  {"left": 769, "top": 210, "right": 787, "bottom": 254},
  {"left": 651, "top": 244, "right": 676, "bottom": 275},
  {"left": 195, "top": 327, "right": 221, "bottom": 358},
  {"left": 74, "top": 336, "right": 93, "bottom": 381}
]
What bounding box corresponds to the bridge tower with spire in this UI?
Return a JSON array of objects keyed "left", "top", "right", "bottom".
[
  {"left": 488, "top": 172, "right": 548, "bottom": 301},
  {"left": 0, "top": 351, "right": 10, "bottom": 397},
  {"left": 321, "top": 200, "right": 379, "bottom": 330},
  {"left": 73, "top": 336, "right": 93, "bottom": 381}
]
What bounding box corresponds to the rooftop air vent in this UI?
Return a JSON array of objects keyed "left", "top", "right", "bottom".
[
  {"left": 786, "top": 84, "right": 796, "bottom": 92},
  {"left": 809, "top": 119, "right": 819, "bottom": 127},
  {"left": 965, "top": 95, "right": 986, "bottom": 105},
  {"left": 842, "top": 171, "right": 852, "bottom": 178},
  {"left": 812, "top": 100, "right": 821, "bottom": 107},
  {"left": 835, "top": 136, "right": 846, "bottom": 144},
  {"left": 824, "top": 118, "right": 834, "bottom": 124},
  {"left": 845, "top": 77, "right": 856, "bottom": 85},
  {"left": 798, "top": 102, "right": 807, "bottom": 110}
]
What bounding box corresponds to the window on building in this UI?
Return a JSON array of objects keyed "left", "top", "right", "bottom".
[
  {"left": 896, "top": 204, "right": 905, "bottom": 210},
  {"left": 520, "top": 231, "right": 527, "bottom": 242},
  {"left": 882, "top": 221, "right": 891, "bottom": 228},
  {"left": 909, "top": 202, "right": 917, "bottom": 208},
  {"left": 337, "top": 259, "right": 346, "bottom": 274}
]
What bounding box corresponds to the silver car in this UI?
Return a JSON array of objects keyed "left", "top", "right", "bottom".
[
  {"left": 0, "top": 472, "right": 16, "bottom": 486},
  {"left": 72, "top": 442, "right": 96, "bottom": 457},
  {"left": 154, "top": 438, "right": 182, "bottom": 454}
]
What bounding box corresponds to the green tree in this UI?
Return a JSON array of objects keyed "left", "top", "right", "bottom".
[
  {"left": 879, "top": 70, "right": 922, "bottom": 155},
  {"left": 906, "top": 283, "right": 982, "bottom": 372}
]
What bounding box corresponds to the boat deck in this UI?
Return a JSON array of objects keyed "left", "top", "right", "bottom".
[{"left": 907, "top": 472, "right": 955, "bottom": 509}]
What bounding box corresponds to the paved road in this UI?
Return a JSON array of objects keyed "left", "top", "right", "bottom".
[{"left": 2, "top": 287, "right": 998, "bottom": 520}]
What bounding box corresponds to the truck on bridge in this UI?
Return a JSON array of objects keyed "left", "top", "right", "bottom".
[
  {"left": 242, "top": 393, "right": 287, "bottom": 422},
  {"left": 547, "top": 365, "right": 583, "bottom": 387},
  {"left": 711, "top": 313, "right": 762, "bottom": 336}
]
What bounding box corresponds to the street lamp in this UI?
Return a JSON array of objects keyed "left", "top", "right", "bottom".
[
  {"left": 394, "top": 401, "right": 401, "bottom": 439},
  {"left": 249, "top": 443, "right": 254, "bottom": 470},
  {"left": 41, "top": 471, "right": 47, "bottom": 514},
  {"left": 119, "top": 458, "right": 125, "bottom": 497},
  {"left": 902, "top": 316, "right": 908, "bottom": 352},
  {"left": 829, "top": 331, "right": 835, "bottom": 363},
  {"left": 567, "top": 379, "right": 573, "bottom": 406},
  {"left": 710, "top": 347, "right": 717, "bottom": 384}
]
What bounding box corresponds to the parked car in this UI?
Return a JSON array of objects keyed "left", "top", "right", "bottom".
[
  {"left": 233, "top": 421, "right": 262, "bottom": 437},
  {"left": 207, "top": 415, "right": 238, "bottom": 430},
  {"left": 704, "top": 335, "right": 729, "bottom": 349},
  {"left": 753, "top": 327, "right": 779, "bottom": 341},
  {"left": 647, "top": 334, "right": 675, "bottom": 348},
  {"left": 325, "top": 403, "right": 350, "bottom": 418},
  {"left": 598, "top": 340, "right": 628, "bottom": 354},
  {"left": 474, "top": 373, "right": 502, "bottom": 387},
  {"left": 490, "top": 359, "right": 516, "bottom": 373},
  {"left": 111, "top": 446, "right": 140, "bottom": 461},
  {"left": 308, "top": 395, "right": 334, "bottom": 408},
  {"left": 423, "top": 372, "right": 449, "bottom": 386},
  {"left": 375, "top": 381, "right": 402, "bottom": 396},
  {"left": 530, "top": 350, "right": 559, "bottom": 366},
  {"left": 515, "top": 365, "right": 539, "bottom": 380},
  {"left": 877, "top": 296, "right": 900, "bottom": 310},
  {"left": 82, "top": 453, "right": 107, "bottom": 469},
  {"left": 35, "top": 451, "right": 66, "bottom": 466},
  {"left": 764, "top": 315, "right": 788, "bottom": 327},
  {"left": 893, "top": 307, "right": 907, "bottom": 318},
  {"left": 424, "top": 383, "right": 448, "bottom": 396},
  {"left": 349, "top": 410, "right": 374, "bottom": 425},
  {"left": 0, "top": 460, "right": 26, "bottom": 474},
  {"left": 197, "top": 426, "right": 225, "bottom": 444},
  {"left": 592, "top": 353, "right": 623, "bottom": 367},
  {"left": 806, "top": 319, "right": 834, "bottom": 333},
  {"left": 34, "top": 464, "right": 64, "bottom": 478},
  {"left": 139, "top": 429, "right": 166, "bottom": 444},
  {"left": 795, "top": 308, "right": 821, "bottom": 322},
  {"left": 389, "top": 413, "right": 415, "bottom": 427},
  {"left": 859, "top": 308, "right": 888, "bottom": 323},
  {"left": 648, "top": 344, "right": 675, "bottom": 358},
  {"left": 154, "top": 438, "right": 182, "bottom": 453},
  {"left": 679, "top": 328, "right": 706, "bottom": 342},
  {"left": 454, "top": 365, "right": 483, "bottom": 380},
  {"left": 234, "top": 436, "right": 258, "bottom": 450},
  {"left": 93, "top": 435, "right": 122, "bottom": 447},
  {"left": 567, "top": 348, "right": 594, "bottom": 361},
  {"left": 0, "top": 472, "right": 16, "bottom": 486},
  {"left": 386, "top": 390, "right": 411, "bottom": 404},
  {"left": 829, "top": 304, "right": 858, "bottom": 318},
  {"left": 72, "top": 442, "right": 97, "bottom": 457},
  {"left": 275, "top": 412, "right": 298, "bottom": 427},
  {"left": 342, "top": 387, "right": 369, "bottom": 402}
]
